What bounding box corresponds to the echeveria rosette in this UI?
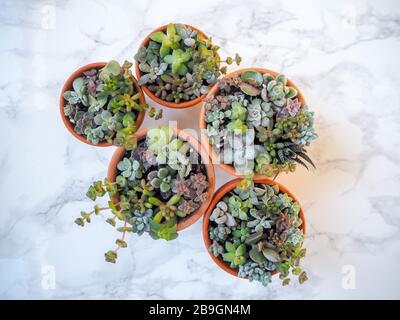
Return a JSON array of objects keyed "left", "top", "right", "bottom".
[
  {"left": 74, "top": 127, "right": 210, "bottom": 264},
  {"left": 208, "top": 182, "right": 307, "bottom": 287},
  {"left": 204, "top": 69, "right": 317, "bottom": 177},
  {"left": 135, "top": 23, "right": 241, "bottom": 104}
]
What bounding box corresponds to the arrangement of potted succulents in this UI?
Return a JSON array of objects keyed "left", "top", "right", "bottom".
[
  {"left": 74, "top": 126, "right": 215, "bottom": 263},
  {"left": 61, "top": 60, "right": 162, "bottom": 148},
  {"left": 203, "top": 178, "right": 307, "bottom": 287},
  {"left": 134, "top": 23, "right": 241, "bottom": 108},
  {"left": 62, "top": 23, "right": 316, "bottom": 287},
  {"left": 200, "top": 68, "right": 317, "bottom": 178}
]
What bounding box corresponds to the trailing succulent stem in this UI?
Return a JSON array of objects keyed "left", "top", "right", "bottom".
[{"left": 75, "top": 126, "right": 210, "bottom": 263}]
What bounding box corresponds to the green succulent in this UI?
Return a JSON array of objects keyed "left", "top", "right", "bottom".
[
  {"left": 222, "top": 242, "right": 247, "bottom": 268},
  {"left": 148, "top": 168, "right": 175, "bottom": 193},
  {"left": 137, "top": 58, "right": 168, "bottom": 85},
  {"left": 164, "top": 49, "right": 191, "bottom": 75},
  {"left": 232, "top": 221, "right": 250, "bottom": 244},
  {"left": 227, "top": 119, "right": 248, "bottom": 134},
  {"left": 241, "top": 70, "right": 264, "bottom": 86},
  {"left": 135, "top": 23, "right": 240, "bottom": 103},
  {"left": 63, "top": 60, "right": 159, "bottom": 147},
  {"left": 205, "top": 110, "right": 227, "bottom": 128},
  {"left": 84, "top": 126, "right": 105, "bottom": 144},
  {"left": 147, "top": 126, "right": 172, "bottom": 154},
  {"left": 238, "top": 261, "right": 272, "bottom": 286},
  {"left": 275, "top": 106, "right": 317, "bottom": 145},
  {"left": 148, "top": 194, "right": 183, "bottom": 221},
  {"left": 246, "top": 98, "right": 274, "bottom": 128},
  {"left": 130, "top": 209, "right": 153, "bottom": 235},
  {"left": 230, "top": 101, "right": 247, "bottom": 121},
  {"left": 94, "top": 110, "right": 123, "bottom": 132},
  {"left": 208, "top": 182, "right": 307, "bottom": 287},
  {"left": 209, "top": 225, "right": 231, "bottom": 241},
  {"left": 227, "top": 195, "right": 251, "bottom": 220},
  {"left": 149, "top": 217, "right": 178, "bottom": 241},
  {"left": 263, "top": 73, "right": 297, "bottom": 107},
  {"left": 210, "top": 240, "right": 225, "bottom": 257},
  {"left": 64, "top": 77, "right": 89, "bottom": 106},
  {"left": 117, "top": 157, "right": 143, "bottom": 180},
  {"left": 150, "top": 23, "right": 182, "bottom": 58},
  {"left": 247, "top": 209, "right": 273, "bottom": 233}
]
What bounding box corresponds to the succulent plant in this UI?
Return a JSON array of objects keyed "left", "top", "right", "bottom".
[
  {"left": 84, "top": 126, "right": 105, "bottom": 144},
  {"left": 137, "top": 58, "right": 168, "bottom": 85},
  {"left": 238, "top": 261, "right": 272, "bottom": 286},
  {"left": 232, "top": 221, "right": 250, "bottom": 244},
  {"left": 178, "top": 199, "right": 199, "bottom": 216},
  {"left": 210, "top": 202, "right": 236, "bottom": 226},
  {"left": 210, "top": 240, "right": 225, "bottom": 257},
  {"left": 247, "top": 209, "right": 273, "bottom": 233},
  {"left": 204, "top": 70, "right": 317, "bottom": 177},
  {"left": 222, "top": 241, "right": 247, "bottom": 268},
  {"left": 263, "top": 74, "right": 297, "bottom": 107},
  {"left": 148, "top": 167, "right": 175, "bottom": 193},
  {"left": 117, "top": 157, "right": 143, "bottom": 180},
  {"left": 135, "top": 23, "right": 241, "bottom": 103},
  {"left": 276, "top": 106, "right": 317, "bottom": 145},
  {"left": 130, "top": 209, "right": 153, "bottom": 235},
  {"left": 149, "top": 194, "right": 183, "bottom": 220},
  {"left": 75, "top": 128, "right": 210, "bottom": 263},
  {"left": 210, "top": 225, "right": 231, "bottom": 241},
  {"left": 208, "top": 182, "right": 307, "bottom": 287},
  {"left": 190, "top": 172, "right": 209, "bottom": 192},
  {"left": 63, "top": 60, "right": 162, "bottom": 148},
  {"left": 227, "top": 195, "right": 251, "bottom": 221}
]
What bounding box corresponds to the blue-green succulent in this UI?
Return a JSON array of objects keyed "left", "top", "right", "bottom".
[
  {"left": 208, "top": 182, "right": 307, "bottom": 287},
  {"left": 204, "top": 70, "right": 317, "bottom": 177}
]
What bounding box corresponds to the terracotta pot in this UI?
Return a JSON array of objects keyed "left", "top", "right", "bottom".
[
  {"left": 199, "top": 67, "right": 306, "bottom": 179},
  {"left": 202, "top": 177, "right": 306, "bottom": 278},
  {"left": 135, "top": 24, "right": 216, "bottom": 109},
  {"left": 60, "top": 62, "right": 145, "bottom": 147},
  {"left": 107, "top": 127, "right": 215, "bottom": 231}
]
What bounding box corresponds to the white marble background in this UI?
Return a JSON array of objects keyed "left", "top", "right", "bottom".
[{"left": 1, "top": 0, "right": 400, "bottom": 299}]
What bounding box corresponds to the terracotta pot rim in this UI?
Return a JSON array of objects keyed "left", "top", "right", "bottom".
[
  {"left": 199, "top": 67, "right": 306, "bottom": 178},
  {"left": 202, "top": 177, "right": 306, "bottom": 278},
  {"left": 107, "top": 127, "right": 215, "bottom": 232},
  {"left": 60, "top": 62, "right": 145, "bottom": 147},
  {"left": 135, "top": 23, "right": 215, "bottom": 109}
]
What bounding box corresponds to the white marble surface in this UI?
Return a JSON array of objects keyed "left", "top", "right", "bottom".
[{"left": 1, "top": 0, "right": 400, "bottom": 299}]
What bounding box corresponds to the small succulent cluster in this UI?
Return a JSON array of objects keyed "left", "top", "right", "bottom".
[
  {"left": 204, "top": 70, "right": 317, "bottom": 177},
  {"left": 208, "top": 181, "right": 308, "bottom": 287},
  {"left": 135, "top": 23, "right": 241, "bottom": 103},
  {"left": 75, "top": 126, "right": 210, "bottom": 263},
  {"left": 63, "top": 60, "right": 162, "bottom": 148}
]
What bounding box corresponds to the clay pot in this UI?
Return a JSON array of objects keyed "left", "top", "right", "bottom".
[
  {"left": 199, "top": 67, "right": 306, "bottom": 178},
  {"left": 60, "top": 62, "right": 145, "bottom": 147},
  {"left": 135, "top": 24, "right": 215, "bottom": 109},
  {"left": 107, "top": 127, "right": 215, "bottom": 231},
  {"left": 202, "top": 177, "right": 306, "bottom": 277}
]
